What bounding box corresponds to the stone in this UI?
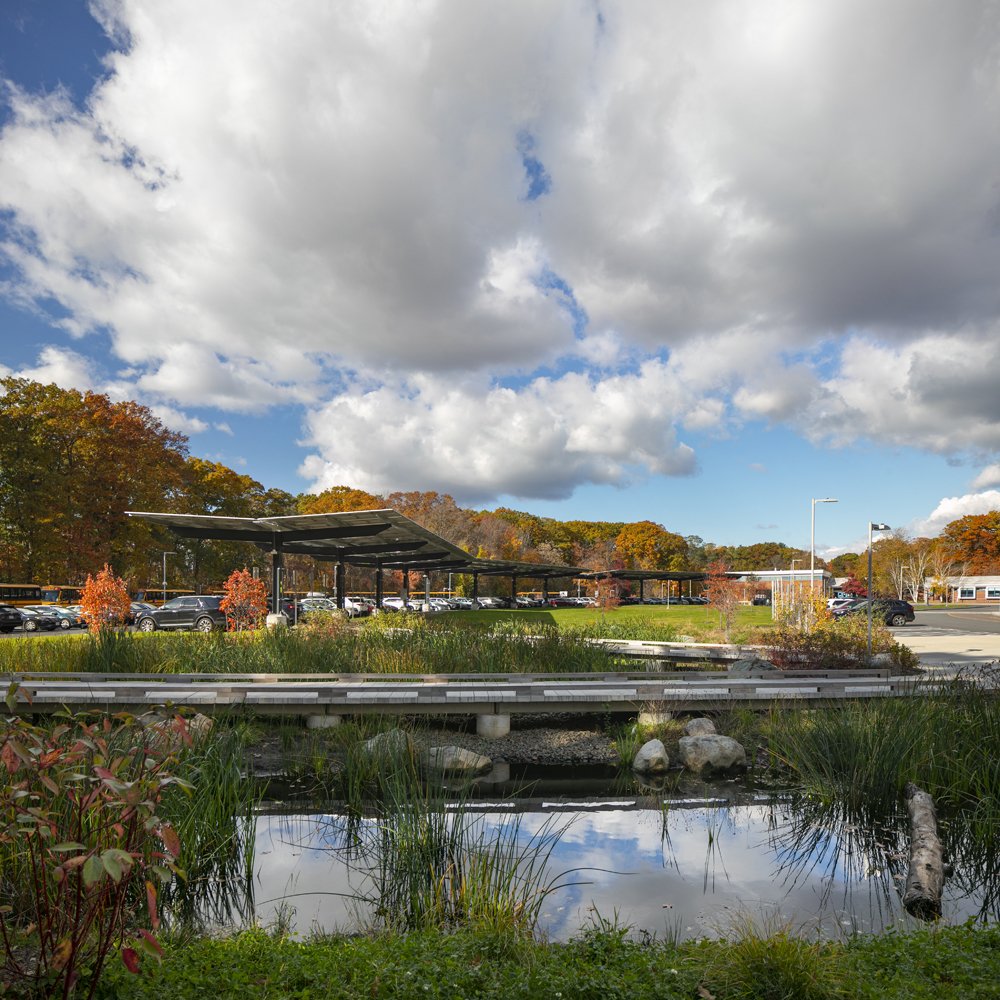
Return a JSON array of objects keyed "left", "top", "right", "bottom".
[
  {"left": 363, "top": 728, "right": 413, "bottom": 760},
  {"left": 632, "top": 738, "right": 669, "bottom": 774},
  {"left": 684, "top": 717, "right": 717, "bottom": 737},
  {"left": 729, "top": 656, "right": 778, "bottom": 674},
  {"left": 678, "top": 734, "right": 747, "bottom": 774},
  {"left": 422, "top": 745, "right": 493, "bottom": 775}
]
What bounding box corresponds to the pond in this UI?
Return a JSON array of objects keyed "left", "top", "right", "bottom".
[{"left": 245, "top": 766, "right": 997, "bottom": 941}]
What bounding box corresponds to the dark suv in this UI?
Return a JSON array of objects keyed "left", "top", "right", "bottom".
[
  {"left": 833, "top": 599, "right": 915, "bottom": 626},
  {"left": 134, "top": 596, "right": 228, "bottom": 632},
  {"left": 0, "top": 604, "right": 23, "bottom": 633}
]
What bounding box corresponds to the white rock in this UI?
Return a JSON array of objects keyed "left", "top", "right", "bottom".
[
  {"left": 684, "top": 717, "right": 717, "bottom": 737},
  {"left": 422, "top": 745, "right": 492, "bottom": 775},
  {"left": 632, "top": 738, "right": 669, "bottom": 774},
  {"left": 678, "top": 734, "right": 747, "bottom": 774}
]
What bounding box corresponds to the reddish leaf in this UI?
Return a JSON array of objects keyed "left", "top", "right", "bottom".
[
  {"left": 145, "top": 880, "right": 159, "bottom": 930},
  {"left": 159, "top": 823, "right": 180, "bottom": 858},
  {"left": 137, "top": 928, "right": 164, "bottom": 957},
  {"left": 121, "top": 947, "right": 141, "bottom": 974}
]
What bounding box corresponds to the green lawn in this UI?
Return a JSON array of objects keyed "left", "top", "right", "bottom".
[{"left": 441, "top": 603, "right": 775, "bottom": 637}]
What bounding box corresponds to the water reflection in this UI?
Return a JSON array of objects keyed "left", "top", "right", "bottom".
[{"left": 245, "top": 767, "right": 996, "bottom": 941}]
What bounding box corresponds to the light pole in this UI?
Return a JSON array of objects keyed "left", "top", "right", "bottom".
[
  {"left": 867, "top": 522, "right": 891, "bottom": 662},
  {"left": 161, "top": 551, "right": 176, "bottom": 605},
  {"left": 810, "top": 498, "right": 838, "bottom": 598}
]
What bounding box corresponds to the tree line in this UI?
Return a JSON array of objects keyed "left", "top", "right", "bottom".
[{"left": 1, "top": 377, "right": 995, "bottom": 597}]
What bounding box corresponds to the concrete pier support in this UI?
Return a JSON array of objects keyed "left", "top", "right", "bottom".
[
  {"left": 477, "top": 713, "right": 511, "bottom": 739},
  {"left": 306, "top": 714, "right": 342, "bottom": 730},
  {"left": 638, "top": 708, "right": 673, "bottom": 727},
  {"left": 265, "top": 613, "right": 289, "bottom": 629}
]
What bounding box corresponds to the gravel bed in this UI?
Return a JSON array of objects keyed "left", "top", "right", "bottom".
[{"left": 410, "top": 725, "right": 619, "bottom": 766}]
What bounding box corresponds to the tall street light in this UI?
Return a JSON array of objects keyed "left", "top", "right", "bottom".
[
  {"left": 867, "top": 522, "right": 891, "bottom": 662},
  {"left": 161, "top": 551, "right": 177, "bottom": 605},
  {"left": 810, "top": 498, "right": 838, "bottom": 598}
]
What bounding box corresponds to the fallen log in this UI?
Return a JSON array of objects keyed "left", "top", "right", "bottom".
[{"left": 901, "top": 782, "right": 944, "bottom": 919}]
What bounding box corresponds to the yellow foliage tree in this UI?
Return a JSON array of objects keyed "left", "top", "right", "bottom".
[{"left": 80, "top": 565, "right": 132, "bottom": 633}]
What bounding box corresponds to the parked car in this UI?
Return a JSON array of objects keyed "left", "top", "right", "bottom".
[
  {"left": 23, "top": 605, "right": 85, "bottom": 629},
  {"left": 0, "top": 604, "right": 23, "bottom": 633},
  {"left": 827, "top": 598, "right": 856, "bottom": 612},
  {"left": 17, "top": 607, "right": 60, "bottom": 632},
  {"left": 476, "top": 596, "right": 509, "bottom": 609},
  {"left": 546, "top": 596, "right": 581, "bottom": 608},
  {"left": 832, "top": 599, "right": 915, "bottom": 626},
  {"left": 134, "top": 596, "right": 228, "bottom": 632},
  {"left": 381, "top": 597, "right": 408, "bottom": 612},
  {"left": 448, "top": 597, "right": 475, "bottom": 610}
]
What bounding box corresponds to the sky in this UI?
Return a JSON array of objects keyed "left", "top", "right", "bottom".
[{"left": 2, "top": 1, "right": 1000, "bottom": 557}]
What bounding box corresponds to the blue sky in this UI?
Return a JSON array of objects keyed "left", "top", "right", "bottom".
[{"left": 3, "top": 1, "right": 1000, "bottom": 556}]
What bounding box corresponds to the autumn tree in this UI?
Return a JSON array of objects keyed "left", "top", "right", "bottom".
[
  {"left": 80, "top": 565, "right": 132, "bottom": 632},
  {"left": 928, "top": 538, "right": 961, "bottom": 601},
  {"left": 0, "top": 378, "right": 187, "bottom": 584},
  {"left": 298, "top": 485, "right": 384, "bottom": 514},
  {"left": 704, "top": 559, "right": 743, "bottom": 642},
  {"left": 941, "top": 511, "right": 1000, "bottom": 574},
  {"left": 614, "top": 521, "right": 688, "bottom": 570},
  {"left": 220, "top": 568, "right": 268, "bottom": 631}
]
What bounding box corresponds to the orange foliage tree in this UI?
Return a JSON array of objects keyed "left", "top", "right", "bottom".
[
  {"left": 220, "top": 568, "right": 267, "bottom": 631},
  {"left": 80, "top": 565, "right": 133, "bottom": 632}
]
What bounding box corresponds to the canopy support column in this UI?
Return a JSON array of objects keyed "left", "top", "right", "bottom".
[
  {"left": 335, "top": 561, "right": 346, "bottom": 610},
  {"left": 270, "top": 536, "right": 284, "bottom": 615}
]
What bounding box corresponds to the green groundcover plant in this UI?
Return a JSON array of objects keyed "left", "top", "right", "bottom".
[{"left": 89, "top": 920, "right": 1000, "bottom": 1000}]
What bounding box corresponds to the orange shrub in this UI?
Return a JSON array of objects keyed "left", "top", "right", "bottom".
[
  {"left": 80, "top": 565, "right": 132, "bottom": 633},
  {"left": 220, "top": 568, "right": 267, "bottom": 631}
]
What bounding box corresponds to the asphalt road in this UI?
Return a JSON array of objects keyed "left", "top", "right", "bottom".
[{"left": 914, "top": 607, "right": 1000, "bottom": 634}]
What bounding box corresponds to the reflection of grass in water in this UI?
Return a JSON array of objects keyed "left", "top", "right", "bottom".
[
  {"left": 765, "top": 681, "right": 1000, "bottom": 925},
  {"left": 159, "top": 721, "right": 260, "bottom": 930},
  {"left": 347, "top": 771, "right": 578, "bottom": 936},
  {"left": 765, "top": 795, "right": 909, "bottom": 931},
  {"left": 702, "top": 807, "right": 731, "bottom": 893}
]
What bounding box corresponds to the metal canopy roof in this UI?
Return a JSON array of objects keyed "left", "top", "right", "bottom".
[
  {"left": 126, "top": 509, "right": 584, "bottom": 579},
  {"left": 581, "top": 569, "right": 707, "bottom": 582}
]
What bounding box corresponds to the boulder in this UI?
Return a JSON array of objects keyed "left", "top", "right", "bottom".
[
  {"left": 683, "top": 717, "right": 717, "bottom": 737},
  {"left": 678, "top": 734, "right": 747, "bottom": 774},
  {"left": 632, "top": 738, "right": 669, "bottom": 774},
  {"left": 422, "top": 745, "right": 492, "bottom": 776},
  {"left": 729, "top": 656, "right": 778, "bottom": 674},
  {"left": 363, "top": 728, "right": 413, "bottom": 760}
]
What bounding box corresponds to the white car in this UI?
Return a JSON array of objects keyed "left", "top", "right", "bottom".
[{"left": 827, "top": 598, "right": 856, "bottom": 611}]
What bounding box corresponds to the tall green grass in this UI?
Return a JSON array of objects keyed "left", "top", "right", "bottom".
[
  {"left": 349, "top": 773, "right": 574, "bottom": 936},
  {"left": 766, "top": 675, "right": 1000, "bottom": 921},
  {"left": 0, "top": 621, "right": 621, "bottom": 675}
]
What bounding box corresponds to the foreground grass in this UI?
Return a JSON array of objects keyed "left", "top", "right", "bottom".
[{"left": 94, "top": 921, "right": 1000, "bottom": 1000}]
